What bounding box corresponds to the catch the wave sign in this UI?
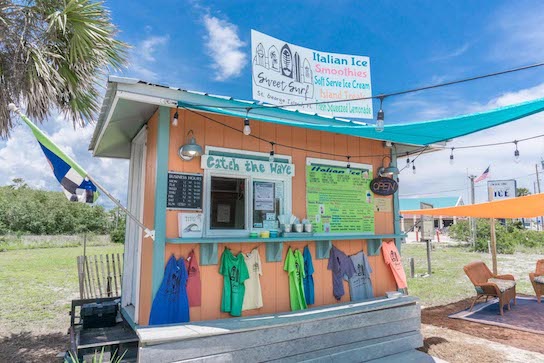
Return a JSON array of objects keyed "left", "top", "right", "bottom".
[{"left": 251, "top": 30, "right": 373, "bottom": 119}]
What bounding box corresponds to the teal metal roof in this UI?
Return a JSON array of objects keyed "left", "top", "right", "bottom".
[
  {"left": 400, "top": 197, "right": 462, "bottom": 211},
  {"left": 179, "top": 96, "right": 544, "bottom": 146}
]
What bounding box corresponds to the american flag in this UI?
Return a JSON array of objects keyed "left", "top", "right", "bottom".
[{"left": 474, "top": 166, "right": 490, "bottom": 183}]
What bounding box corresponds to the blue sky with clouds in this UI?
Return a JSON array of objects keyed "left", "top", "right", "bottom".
[{"left": 2, "top": 0, "right": 544, "bottom": 207}]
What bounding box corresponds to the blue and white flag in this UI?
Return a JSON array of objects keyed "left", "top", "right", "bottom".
[{"left": 14, "top": 107, "right": 99, "bottom": 203}]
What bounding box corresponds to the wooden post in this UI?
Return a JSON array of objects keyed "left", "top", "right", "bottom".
[
  {"left": 77, "top": 256, "right": 85, "bottom": 299},
  {"left": 409, "top": 257, "right": 415, "bottom": 278},
  {"left": 426, "top": 240, "right": 432, "bottom": 275},
  {"left": 488, "top": 187, "right": 498, "bottom": 275}
]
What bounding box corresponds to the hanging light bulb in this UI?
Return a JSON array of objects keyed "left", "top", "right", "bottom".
[
  {"left": 269, "top": 142, "right": 275, "bottom": 162},
  {"left": 375, "top": 96, "right": 385, "bottom": 133},
  {"left": 412, "top": 161, "right": 416, "bottom": 174},
  {"left": 514, "top": 141, "right": 520, "bottom": 163},
  {"left": 172, "top": 106, "right": 179, "bottom": 126},
  {"left": 346, "top": 156, "right": 351, "bottom": 169},
  {"left": 406, "top": 155, "right": 410, "bottom": 165},
  {"left": 449, "top": 148, "right": 454, "bottom": 165},
  {"left": 243, "top": 117, "right": 251, "bottom": 136}
]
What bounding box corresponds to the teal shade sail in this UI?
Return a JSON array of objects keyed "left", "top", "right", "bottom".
[{"left": 178, "top": 97, "right": 544, "bottom": 146}]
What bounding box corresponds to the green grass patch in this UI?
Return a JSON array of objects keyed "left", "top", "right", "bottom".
[
  {"left": 402, "top": 243, "right": 536, "bottom": 307},
  {"left": 0, "top": 244, "right": 123, "bottom": 334},
  {"left": 0, "top": 234, "right": 112, "bottom": 252}
]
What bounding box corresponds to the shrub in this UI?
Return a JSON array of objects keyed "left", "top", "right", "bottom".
[{"left": 110, "top": 226, "right": 125, "bottom": 244}]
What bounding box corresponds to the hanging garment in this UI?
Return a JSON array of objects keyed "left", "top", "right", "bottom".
[
  {"left": 284, "top": 247, "right": 307, "bottom": 311},
  {"left": 302, "top": 246, "right": 315, "bottom": 305},
  {"left": 220, "top": 248, "right": 250, "bottom": 317},
  {"left": 327, "top": 245, "right": 356, "bottom": 300},
  {"left": 242, "top": 248, "right": 263, "bottom": 311},
  {"left": 149, "top": 255, "right": 190, "bottom": 325},
  {"left": 346, "top": 251, "right": 374, "bottom": 301},
  {"left": 186, "top": 250, "right": 201, "bottom": 307},
  {"left": 381, "top": 241, "right": 408, "bottom": 289}
]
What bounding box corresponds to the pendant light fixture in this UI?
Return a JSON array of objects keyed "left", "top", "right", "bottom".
[{"left": 178, "top": 130, "right": 203, "bottom": 161}]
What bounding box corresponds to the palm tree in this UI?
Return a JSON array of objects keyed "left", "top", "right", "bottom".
[{"left": 0, "top": 0, "right": 128, "bottom": 137}]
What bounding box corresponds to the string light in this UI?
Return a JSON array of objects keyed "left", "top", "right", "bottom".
[
  {"left": 347, "top": 156, "right": 351, "bottom": 169},
  {"left": 180, "top": 106, "right": 540, "bottom": 175},
  {"left": 243, "top": 109, "right": 251, "bottom": 136},
  {"left": 243, "top": 117, "right": 251, "bottom": 136},
  {"left": 375, "top": 96, "right": 385, "bottom": 133},
  {"left": 269, "top": 142, "right": 275, "bottom": 162},
  {"left": 172, "top": 106, "right": 179, "bottom": 126}
]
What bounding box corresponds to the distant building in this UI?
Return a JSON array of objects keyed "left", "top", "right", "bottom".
[{"left": 400, "top": 196, "right": 464, "bottom": 232}]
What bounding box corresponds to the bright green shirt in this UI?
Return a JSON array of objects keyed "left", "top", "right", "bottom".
[
  {"left": 220, "top": 248, "right": 250, "bottom": 317},
  {"left": 284, "top": 248, "right": 307, "bottom": 311}
]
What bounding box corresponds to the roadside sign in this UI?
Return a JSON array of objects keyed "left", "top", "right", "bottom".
[{"left": 487, "top": 179, "right": 516, "bottom": 201}]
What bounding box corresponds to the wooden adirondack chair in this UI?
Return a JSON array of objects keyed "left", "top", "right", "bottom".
[
  {"left": 463, "top": 261, "right": 516, "bottom": 315},
  {"left": 529, "top": 259, "right": 544, "bottom": 303}
]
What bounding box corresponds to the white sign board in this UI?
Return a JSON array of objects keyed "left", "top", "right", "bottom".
[
  {"left": 420, "top": 202, "right": 434, "bottom": 240},
  {"left": 251, "top": 30, "right": 373, "bottom": 119},
  {"left": 178, "top": 213, "right": 203, "bottom": 238},
  {"left": 487, "top": 179, "right": 517, "bottom": 200}
]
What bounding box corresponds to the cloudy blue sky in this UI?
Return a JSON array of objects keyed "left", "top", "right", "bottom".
[{"left": 2, "top": 0, "right": 544, "bottom": 207}]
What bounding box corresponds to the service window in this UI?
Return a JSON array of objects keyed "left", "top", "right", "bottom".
[
  {"left": 210, "top": 176, "right": 246, "bottom": 230},
  {"left": 202, "top": 147, "right": 294, "bottom": 237}
]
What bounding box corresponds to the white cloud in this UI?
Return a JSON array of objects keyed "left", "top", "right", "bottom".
[
  {"left": 0, "top": 114, "right": 129, "bottom": 208},
  {"left": 202, "top": 14, "right": 247, "bottom": 81},
  {"left": 489, "top": 3, "right": 544, "bottom": 62},
  {"left": 430, "top": 43, "right": 471, "bottom": 61},
  {"left": 128, "top": 35, "right": 170, "bottom": 81},
  {"left": 139, "top": 35, "right": 169, "bottom": 63}
]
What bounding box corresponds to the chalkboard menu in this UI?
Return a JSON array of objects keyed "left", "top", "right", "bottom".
[{"left": 167, "top": 172, "right": 203, "bottom": 210}]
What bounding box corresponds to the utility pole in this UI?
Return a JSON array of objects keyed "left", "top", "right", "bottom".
[
  {"left": 536, "top": 164, "right": 543, "bottom": 231},
  {"left": 469, "top": 175, "right": 477, "bottom": 247}
]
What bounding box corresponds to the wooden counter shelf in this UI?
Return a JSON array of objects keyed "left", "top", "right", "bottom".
[{"left": 165, "top": 234, "right": 406, "bottom": 265}]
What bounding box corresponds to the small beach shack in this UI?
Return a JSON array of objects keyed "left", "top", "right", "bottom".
[{"left": 89, "top": 76, "right": 544, "bottom": 362}]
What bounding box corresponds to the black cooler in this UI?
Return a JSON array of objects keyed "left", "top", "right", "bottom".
[{"left": 81, "top": 300, "right": 118, "bottom": 329}]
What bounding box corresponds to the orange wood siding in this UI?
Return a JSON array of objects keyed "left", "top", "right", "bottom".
[{"left": 138, "top": 109, "right": 398, "bottom": 324}]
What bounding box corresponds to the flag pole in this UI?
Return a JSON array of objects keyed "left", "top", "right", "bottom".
[
  {"left": 8, "top": 103, "right": 155, "bottom": 241},
  {"left": 86, "top": 175, "right": 155, "bottom": 240}
]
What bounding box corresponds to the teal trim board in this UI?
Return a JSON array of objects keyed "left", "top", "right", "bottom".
[
  {"left": 391, "top": 149, "right": 403, "bottom": 253},
  {"left": 315, "top": 240, "right": 332, "bottom": 259},
  {"left": 266, "top": 242, "right": 283, "bottom": 262},
  {"left": 151, "top": 106, "right": 170, "bottom": 302},
  {"left": 200, "top": 243, "right": 218, "bottom": 265},
  {"left": 367, "top": 239, "right": 382, "bottom": 256},
  {"left": 166, "top": 234, "right": 405, "bottom": 244}
]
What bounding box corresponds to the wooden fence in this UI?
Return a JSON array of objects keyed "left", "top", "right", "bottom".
[{"left": 76, "top": 253, "right": 124, "bottom": 299}]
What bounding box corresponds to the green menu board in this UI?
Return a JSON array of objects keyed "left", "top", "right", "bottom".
[{"left": 306, "top": 165, "right": 374, "bottom": 234}]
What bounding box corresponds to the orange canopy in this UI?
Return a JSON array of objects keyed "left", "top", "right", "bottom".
[{"left": 402, "top": 193, "right": 544, "bottom": 219}]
